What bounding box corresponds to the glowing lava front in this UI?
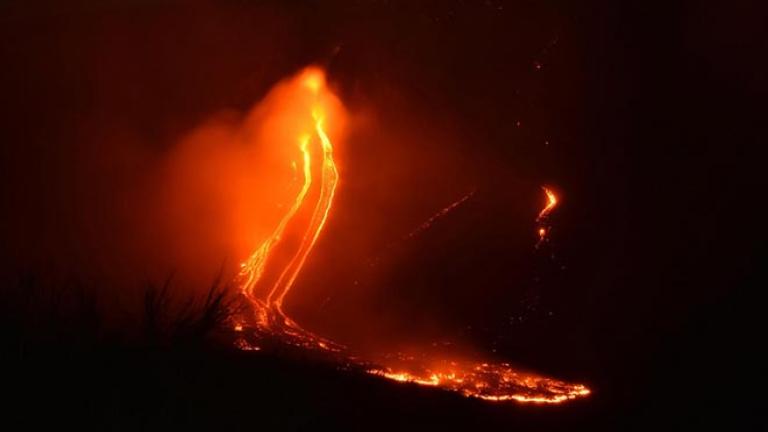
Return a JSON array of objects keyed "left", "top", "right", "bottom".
[
  {"left": 234, "top": 66, "right": 589, "bottom": 404},
  {"left": 370, "top": 360, "right": 590, "bottom": 403}
]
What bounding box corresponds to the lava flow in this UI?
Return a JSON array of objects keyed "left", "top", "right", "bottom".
[
  {"left": 233, "top": 66, "right": 589, "bottom": 404},
  {"left": 237, "top": 66, "right": 342, "bottom": 351}
]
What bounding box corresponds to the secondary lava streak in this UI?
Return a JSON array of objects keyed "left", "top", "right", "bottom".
[{"left": 234, "top": 66, "right": 589, "bottom": 404}]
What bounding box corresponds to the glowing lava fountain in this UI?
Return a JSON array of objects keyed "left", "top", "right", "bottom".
[
  {"left": 234, "top": 66, "right": 590, "bottom": 404},
  {"left": 536, "top": 186, "right": 558, "bottom": 246}
]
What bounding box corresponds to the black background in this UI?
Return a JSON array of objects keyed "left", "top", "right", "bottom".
[{"left": 1, "top": 1, "right": 765, "bottom": 430}]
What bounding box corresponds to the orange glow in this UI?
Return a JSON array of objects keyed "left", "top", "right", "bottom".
[
  {"left": 233, "top": 67, "right": 589, "bottom": 404},
  {"left": 302, "top": 69, "right": 324, "bottom": 92},
  {"left": 538, "top": 186, "right": 558, "bottom": 221},
  {"left": 536, "top": 186, "right": 558, "bottom": 246}
]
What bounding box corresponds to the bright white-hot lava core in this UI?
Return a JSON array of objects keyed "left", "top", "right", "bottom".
[{"left": 234, "top": 66, "right": 590, "bottom": 404}]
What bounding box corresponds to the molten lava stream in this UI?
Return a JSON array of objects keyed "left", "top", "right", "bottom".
[
  {"left": 237, "top": 67, "right": 342, "bottom": 351},
  {"left": 234, "top": 66, "right": 590, "bottom": 404}
]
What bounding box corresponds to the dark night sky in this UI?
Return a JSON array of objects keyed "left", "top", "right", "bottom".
[{"left": 0, "top": 0, "right": 765, "bottom": 428}]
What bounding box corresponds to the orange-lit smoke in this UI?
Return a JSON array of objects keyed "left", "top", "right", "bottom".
[{"left": 157, "top": 66, "right": 346, "bottom": 294}]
